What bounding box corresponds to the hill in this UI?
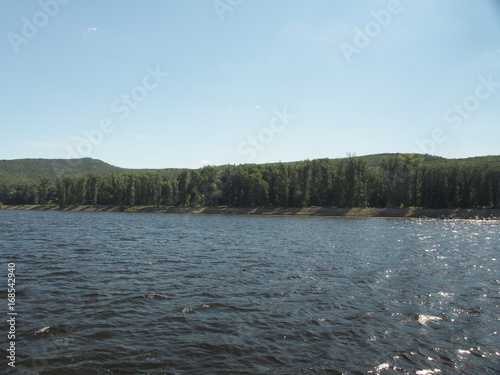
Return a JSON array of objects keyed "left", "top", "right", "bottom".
[
  {"left": 0, "top": 158, "right": 129, "bottom": 185},
  {"left": 0, "top": 158, "right": 188, "bottom": 186},
  {"left": 353, "top": 153, "right": 447, "bottom": 167},
  {"left": 1, "top": 154, "right": 499, "bottom": 209},
  {"left": 1, "top": 154, "right": 499, "bottom": 186}
]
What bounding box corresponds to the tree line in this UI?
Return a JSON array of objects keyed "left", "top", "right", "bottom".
[{"left": 1, "top": 155, "right": 499, "bottom": 209}]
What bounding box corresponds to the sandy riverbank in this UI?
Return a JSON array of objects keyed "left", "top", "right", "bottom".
[{"left": 2, "top": 205, "right": 499, "bottom": 219}]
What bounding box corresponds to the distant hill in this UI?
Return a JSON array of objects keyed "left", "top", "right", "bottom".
[
  {"left": 353, "top": 153, "right": 447, "bottom": 167},
  {"left": 0, "top": 158, "right": 128, "bottom": 185},
  {"left": 0, "top": 158, "right": 187, "bottom": 186},
  {"left": 436, "top": 155, "right": 500, "bottom": 167},
  {"left": 266, "top": 153, "right": 448, "bottom": 168},
  {"left": 350, "top": 153, "right": 499, "bottom": 168},
  {"left": 1, "top": 154, "right": 499, "bottom": 186}
]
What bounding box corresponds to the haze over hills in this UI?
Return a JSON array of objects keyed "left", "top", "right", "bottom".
[{"left": 0, "top": 154, "right": 499, "bottom": 186}]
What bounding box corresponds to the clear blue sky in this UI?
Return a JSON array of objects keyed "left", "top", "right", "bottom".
[{"left": 1, "top": 0, "right": 499, "bottom": 168}]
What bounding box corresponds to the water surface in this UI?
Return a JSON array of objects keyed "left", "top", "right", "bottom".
[{"left": 0, "top": 210, "right": 498, "bottom": 374}]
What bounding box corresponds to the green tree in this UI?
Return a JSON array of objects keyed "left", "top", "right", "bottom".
[{"left": 37, "top": 178, "right": 51, "bottom": 205}]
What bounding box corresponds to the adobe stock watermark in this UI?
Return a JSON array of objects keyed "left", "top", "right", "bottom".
[
  {"left": 7, "top": 0, "right": 71, "bottom": 54},
  {"left": 339, "top": 0, "right": 411, "bottom": 63},
  {"left": 213, "top": 0, "right": 243, "bottom": 21},
  {"left": 415, "top": 74, "right": 499, "bottom": 154},
  {"left": 237, "top": 107, "right": 296, "bottom": 161},
  {"left": 65, "top": 65, "right": 168, "bottom": 159}
]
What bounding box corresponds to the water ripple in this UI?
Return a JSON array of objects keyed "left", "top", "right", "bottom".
[{"left": 1, "top": 210, "right": 498, "bottom": 374}]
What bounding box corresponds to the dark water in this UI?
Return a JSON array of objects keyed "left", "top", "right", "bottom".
[{"left": 0, "top": 210, "right": 498, "bottom": 374}]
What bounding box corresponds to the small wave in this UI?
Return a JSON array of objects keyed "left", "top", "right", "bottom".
[
  {"left": 35, "top": 326, "right": 56, "bottom": 335},
  {"left": 416, "top": 370, "right": 442, "bottom": 375},
  {"left": 185, "top": 273, "right": 206, "bottom": 279},
  {"left": 373, "top": 362, "right": 391, "bottom": 372},
  {"left": 417, "top": 314, "right": 442, "bottom": 325},
  {"left": 310, "top": 318, "right": 335, "bottom": 325},
  {"left": 34, "top": 325, "right": 71, "bottom": 337},
  {"left": 457, "top": 347, "right": 490, "bottom": 358},
  {"left": 437, "top": 291, "right": 453, "bottom": 298},
  {"left": 128, "top": 293, "right": 171, "bottom": 300},
  {"left": 151, "top": 293, "right": 171, "bottom": 300},
  {"left": 181, "top": 304, "right": 212, "bottom": 314}
]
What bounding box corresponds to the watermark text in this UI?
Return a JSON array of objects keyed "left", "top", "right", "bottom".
[
  {"left": 213, "top": 0, "right": 244, "bottom": 21},
  {"left": 415, "top": 74, "right": 499, "bottom": 154},
  {"left": 238, "top": 107, "right": 295, "bottom": 161},
  {"left": 7, "top": 263, "right": 16, "bottom": 368},
  {"left": 7, "top": 0, "right": 71, "bottom": 53}
]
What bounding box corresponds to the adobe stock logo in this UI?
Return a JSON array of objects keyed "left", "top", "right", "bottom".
[
  {"left": 7, "top": 0, "right": 71, "bottom": 53},
  {"left": 339, "top": 0, "right": 410, "bottom": 63},
  {"left": 213, "top": 0, "right": 243, "bottom": 21},
  {"left": 415, "top": 74, "right": 499, "bottom": 154},
  {"left": 443, "top": 75, "right": 499, "bottom": 130},
  {"left": 237, "top": 107, "right": 296, "bottom": 161},
  {"left": 65, "top": 65, "right": 168, "bottom": 159}
]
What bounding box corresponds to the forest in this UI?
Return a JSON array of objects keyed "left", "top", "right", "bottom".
[{"left": 0, "top": 154, "right": 499, "bottom": 209}]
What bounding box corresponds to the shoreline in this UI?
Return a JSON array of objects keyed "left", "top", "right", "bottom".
[{"left": 2, "top": 205, "right": 499, "bottom": 219}]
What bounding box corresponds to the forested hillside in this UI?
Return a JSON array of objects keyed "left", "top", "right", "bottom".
[
  {"left": 0, "top": 158, "right": 127, "bottom": 185},
  {"left": 0, "top": 158, "right": 184, "bottom": 185},
  {"left": 1, "top": 154, "right": 499, "bottom": 209}
]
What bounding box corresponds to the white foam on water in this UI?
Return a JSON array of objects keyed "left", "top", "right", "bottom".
[
  {"left": 418, "top": 314, "right": 442, "bottom": 325},
  {"left": 416, "top": 369, "right": 442, "bottom": 375},
  {"left": 35, "top": 326, "right": 52, "bottom": 335},
  {"left": 374, "top": 362, "right": 390, "bottom": 371},
  {"left": 437, "top": 291, "right": 452, "bottom": 297}
]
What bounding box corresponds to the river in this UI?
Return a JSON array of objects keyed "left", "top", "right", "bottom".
[{"left": 0, "top": 210, "right": 498, "bottom": 374}]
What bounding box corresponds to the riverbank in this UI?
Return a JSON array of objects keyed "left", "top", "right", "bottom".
[{"left": 2, "top": 205, "right": 499, "bottom": 219}]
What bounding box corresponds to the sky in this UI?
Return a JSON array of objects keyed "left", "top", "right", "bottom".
[{"left": 1, "top": 0, "right": 499, "bottom": 169}]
